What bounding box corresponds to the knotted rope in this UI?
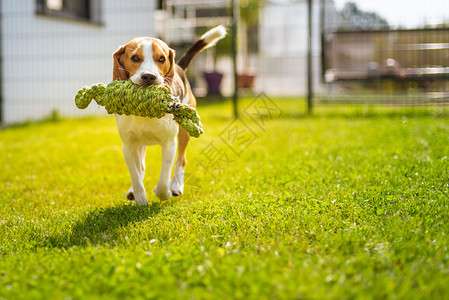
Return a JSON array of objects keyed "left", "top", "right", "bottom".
[{"left": 74, "top": 81, "right": 203, "bottom": 138}]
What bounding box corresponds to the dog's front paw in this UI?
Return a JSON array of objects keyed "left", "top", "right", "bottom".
[
  {"left": 126, "top": 188, "right": 148, "bottom": 205},
  {"left": 153, "top": 185, "right": 172, "bottom": 201},
  {"left": 134, "top": 195, "right": 149, "bottom": 206}
]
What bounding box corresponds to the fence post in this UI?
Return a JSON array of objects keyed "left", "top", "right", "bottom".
[
  {"left": 0, "top": 0, "right": 2, "bottom": 124},
  {"left": 307, "top": 0, "right": 313, "bottom": 114},
  {"left": 231, "top": 0, "right": 239, "bottom": 119},
  {"left": 320, "top": 0, "right": 326, "bottom": 85}
]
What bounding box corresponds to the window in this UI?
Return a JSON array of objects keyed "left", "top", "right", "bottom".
[{"left": 36, "top": 0, "right": 101, "bottom": 24}]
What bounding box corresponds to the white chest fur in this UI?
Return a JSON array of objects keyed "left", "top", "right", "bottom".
[{"left": 115, "top": 114, "right": 179, "bottom": 146}]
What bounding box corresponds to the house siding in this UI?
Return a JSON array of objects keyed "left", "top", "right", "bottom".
[{"left": 1, "top": 0, "right": 156, "bottom": 124}]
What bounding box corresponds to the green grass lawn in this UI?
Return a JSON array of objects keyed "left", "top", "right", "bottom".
[{"left": 1, "top": 99, "right": 449, "bottom": 299}]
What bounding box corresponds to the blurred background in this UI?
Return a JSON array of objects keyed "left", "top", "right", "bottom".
[{"left": 1, "top": 0, "right": 448, "bottom": 124}]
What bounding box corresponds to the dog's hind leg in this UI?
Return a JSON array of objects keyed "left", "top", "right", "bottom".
[
  {"left": 154, "top": 139, "right": 177, "bottom": 201},
  {"left": 170, "top": 127, "right": 190, "bottom": 196}
]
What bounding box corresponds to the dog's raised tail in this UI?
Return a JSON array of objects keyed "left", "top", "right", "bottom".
[{"left": 177, "top": 25, "right": 227, "bottom": 71}]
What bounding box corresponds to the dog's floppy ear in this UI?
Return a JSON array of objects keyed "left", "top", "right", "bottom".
[
  {"left": 165, "top": 48, "right": 176, "bottom": 81},
  {"left": 113, "top": 45, "right": 128, "bottom": 80}
]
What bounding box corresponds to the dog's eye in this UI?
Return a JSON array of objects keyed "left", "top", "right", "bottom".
[
  {"left": 159, "top": 56, "right": 166, "bottom": 63},
  {"left": 131, "top": 55, "right": 141, "bottom": 63}
]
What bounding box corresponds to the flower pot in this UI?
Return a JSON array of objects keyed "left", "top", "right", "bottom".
[
  {"left": 237, "top": 73, "right": 256, "bottom": 89},
  {"left": 203, "top": 71, "right": 223, "bottom": 95}
]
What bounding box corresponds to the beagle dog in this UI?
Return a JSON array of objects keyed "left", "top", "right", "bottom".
[{"left": 112, "top": 25, "right": 226, "bottom": 205}]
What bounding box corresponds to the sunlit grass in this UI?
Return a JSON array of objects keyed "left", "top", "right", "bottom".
[{"left": 1, "top": 100, "right": 449, "bottom": 299}]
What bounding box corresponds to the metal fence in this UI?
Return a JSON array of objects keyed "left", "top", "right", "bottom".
[
  {"left": 164, "top": 0, "right": 449, "bottom": 113},
  {"left": 319, "top": 27, "right": 449, "bottom": 105}
]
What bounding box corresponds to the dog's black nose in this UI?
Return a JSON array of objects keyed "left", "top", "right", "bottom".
[{"left": 141, "top": 73, "right": 157, "bottom": 85}]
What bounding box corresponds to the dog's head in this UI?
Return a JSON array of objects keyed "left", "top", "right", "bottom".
[{"left": 113, "top": 38, "right": 175, "bottom": 86}]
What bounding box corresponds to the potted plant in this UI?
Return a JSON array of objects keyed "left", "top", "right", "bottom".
[{"left": 237, "top": 0, "right": 264, "bottom": 89}]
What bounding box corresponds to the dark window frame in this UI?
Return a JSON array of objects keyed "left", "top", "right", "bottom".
[{"left": 36, "top": 0, "right": 102, "bottom": 25}]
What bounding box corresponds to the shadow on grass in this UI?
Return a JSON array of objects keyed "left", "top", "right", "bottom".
[{"left": 45, "top": 203, "right": 162, "bottom": 249}]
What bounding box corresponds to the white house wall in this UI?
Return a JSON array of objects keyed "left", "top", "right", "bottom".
[{"left": 1, "top": 0, "right": 156, "bottom": 124}]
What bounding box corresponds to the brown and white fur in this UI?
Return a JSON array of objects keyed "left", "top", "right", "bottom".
[{"left": 112, "top": 25, "right": 226, "bottom": 205}]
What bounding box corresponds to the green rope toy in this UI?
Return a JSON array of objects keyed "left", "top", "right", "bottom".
[{"left": 75, "top": 80, "right": 203, "bottom": 138}]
